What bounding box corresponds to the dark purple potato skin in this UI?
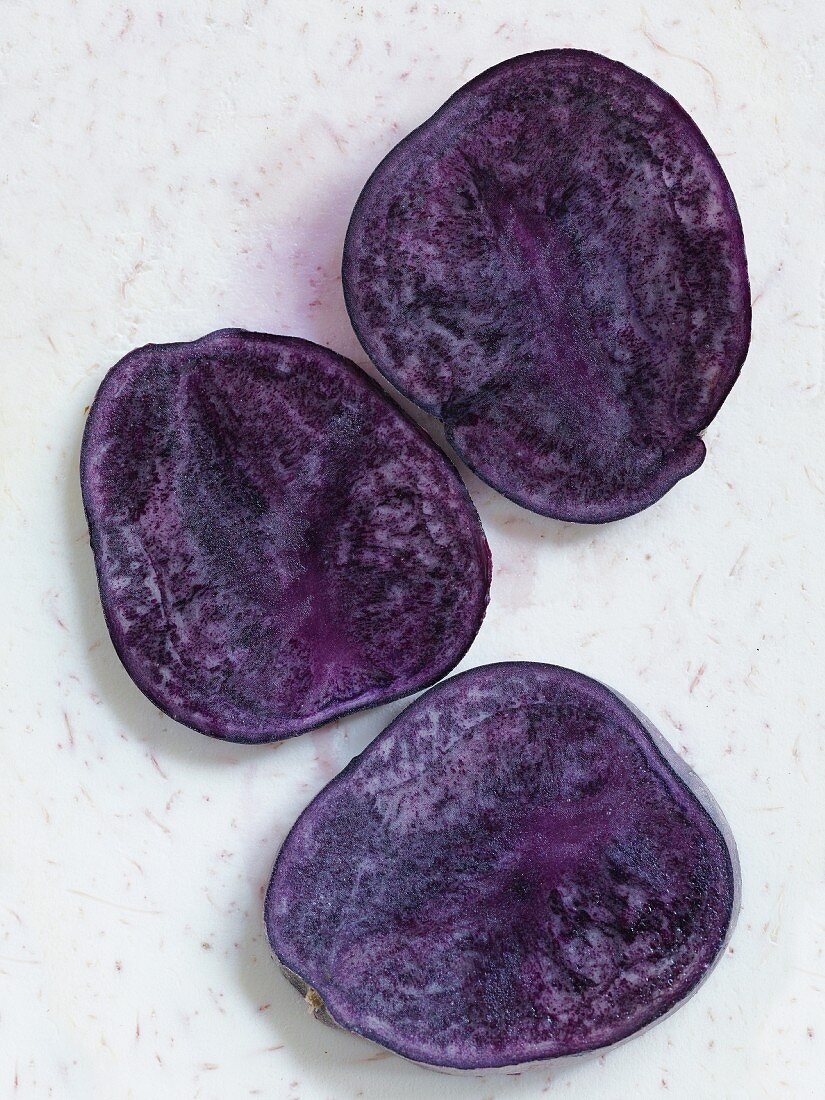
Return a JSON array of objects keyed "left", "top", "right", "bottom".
[
  {"left": 343, "top": 50, "right": 751, "bottom": 522},
  {"left": 266, "top": 663, "right": 738, "bottom": 1070},
  {"left": 80, "top": 330, "right": 491, "bottom": 743}
]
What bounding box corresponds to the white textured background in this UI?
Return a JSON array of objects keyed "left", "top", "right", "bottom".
[{"left": 1, "top": 1, "right": 823, "bottom": 1097}]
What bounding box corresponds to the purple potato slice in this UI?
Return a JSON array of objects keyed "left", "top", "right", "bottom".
[
  {"left": 80, "top": 330, "right": 490, "bottom": 743},
  {"left": 266, "top": 662, "right": 739, "bottom": 1070},
  {"left": 343, "top": 50, "right": 751, "bottom": 522}
]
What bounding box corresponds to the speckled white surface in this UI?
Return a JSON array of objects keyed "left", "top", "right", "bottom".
[{"left": 2, "top": 2, "right": 823, "bottom": 1097}]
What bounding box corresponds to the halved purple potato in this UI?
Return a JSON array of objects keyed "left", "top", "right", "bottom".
[
  {"left": 343, "top": 50, "right": 751, "bottom": 522},
  {"left": 266, "top": 663, "right": 738, "bottom": 1071},
  {"left": 80, "top": 330, "right": 490, "bottom": 743}
]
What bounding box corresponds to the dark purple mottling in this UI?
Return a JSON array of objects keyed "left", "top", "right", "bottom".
[
  {"left": 343, "top": 50, "right": 751, "bottom": 522},
  {"left": 80, "top": 330, "right": 490, "bottom": 743},
  {"left": 266, "top": 663, "right": 738, "bottom": 1069}
]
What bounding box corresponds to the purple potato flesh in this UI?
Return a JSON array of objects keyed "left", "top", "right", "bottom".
[
  {"left": 266, "top": 663, "right": 738, "bottom": 1070},
  {"left": 80, "top": 330, "right": 490, "bottom": 743},
  {"left": 343, "top": 50, "right": 751, "bottom": 522}
]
